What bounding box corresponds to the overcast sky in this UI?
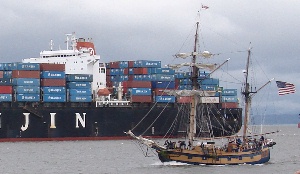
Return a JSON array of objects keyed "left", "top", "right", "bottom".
[{"left": 0, "top": 0, "right": 299, "bottom": 119}]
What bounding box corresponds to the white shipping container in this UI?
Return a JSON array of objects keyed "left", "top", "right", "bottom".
[{"left": 200, "top": 97, "right": 219, "bottom": 103}]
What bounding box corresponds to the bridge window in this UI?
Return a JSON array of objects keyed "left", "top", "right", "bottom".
[{"left": 100, "top": 68, "right": 105, "bottom": 73}]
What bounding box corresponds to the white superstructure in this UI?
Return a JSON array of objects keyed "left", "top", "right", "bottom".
[{"left": 22, "top": 33, "right": 107, "bottom": 96}]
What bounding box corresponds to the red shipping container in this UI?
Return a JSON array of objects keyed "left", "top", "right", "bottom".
[
  {"left": 106, "top": 81, "right": 112, "bottom": 87},
  {"left": 106, "top": 75, "right": 111, "bottom": 83},
  {"left": 123, "top": 87, "right": 128, "bottom": 94},
  {"left": 175, "top": 79, "right": 180, "bottom": 89},
  {"left": 41, "top": 79, "right": 66, "bottom": 87},
  {"left": 12, "top": 70, "right": 40, "bottom": 78},
  {"left": 177, "top": 96, "right": 192, "bottom": 103},
  {"left": 0, "top": 71, "right": 3, "bottom": 78},
  {"left": 128, "top": 75, "right": 134, "bottom": 81},
  {"left": 122, "top": 81, "right": 128, "bottom": 88},
  {"left": 106, "top": 69, "right": 111, "bottom": 76},
  {"left": 131, "top": 95, "right": 152, "bottom": 103},
  {"left": 127, "top": 81, "right": 152, "bottom": 88},
  {"left": 124, "top": 68, "right": 129, "bottom": 75},
  {"left": 153, "top": 88, "right": 169, "bottom": 96},
  {"left": 221, "top": 102, "right": 238, "bottom": 108},
  {"left": 0, "top": 86, "right": 13, "bottom": 94},
  {"left": 40, "top": 63, "right": 65, "bottom": 71},
  {"left": 133, "top": 68, "right": 149, "bottom": 75},
  {"left": 109, "top": 62, "right": 120, "bottom": 69},
  {"left": 128, "top": 61, "right": 134, "bottom": 68}
]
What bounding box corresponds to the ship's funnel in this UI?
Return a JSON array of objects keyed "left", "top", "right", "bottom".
[{"left": 76, "top": 41, "right": 96, "bottom": 55}]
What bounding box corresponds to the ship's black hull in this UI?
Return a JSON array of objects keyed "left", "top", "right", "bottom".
[{"left": 0, "top": 102, "right": 242, "bottom": 140}]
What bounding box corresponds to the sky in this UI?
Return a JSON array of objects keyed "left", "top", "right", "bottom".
[{"left": 0, "top": 0, "right": 299, "bottom": 121}]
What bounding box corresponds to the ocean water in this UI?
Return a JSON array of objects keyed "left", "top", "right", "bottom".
[{"left": 0, "top": 125, "right": 299, "bottom": 174}]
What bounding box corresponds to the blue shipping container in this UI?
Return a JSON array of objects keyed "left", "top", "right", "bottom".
[
  {"left": 16, "top": 93, "right": 40, "bottom": 102},
  {"left": 3, "top": 71, "right": 12, "bottom": 78},
  {"left": 141, "top": 75, "right": 152, "bottom": 81},
  {"left": 69, "top": 89, "right": 92, "bottom": 96},
  {"left": 0, "top": 63, "right": 4, "bottom": 70},
  {"left": 199, "top": 78, "right": 219, "bottom": 86},
  {"left": 198, "top": 71, "right": 210, "bottom": 79},
  {"left": 66, "top": 74, "right": 93, "bottom": 82},
  {"left": 222, "top": 89, "right": 238, "bottom": 96},
  {"left": 151, "top": 68, "right": 175, "bottom": 75},
  {"left": 138, "top": 75, "right": 148, "bottom": 81},
  {"left": 175, "top": 72, "right": 191, "bottom": 79},
  {"left": 134, "top": 60, "right": 161, "bottom": 68},
  {"left": 129, "top": 88, "right": 152, "bottom": 96},
  {"left": 0, "top": 94, "right": 12, "bottom": 101},
  {"left": 41, "top": 71, "right": 65, "bottom": 79},
  {"left": 133, "top": 75, "right": 142, "bottom": 81},
  {"left": 110, "top": 69, "right": 120, "bottom": 76},
  {"left": 69, "top": 95, "right": 92, "bottom": 102},
  {"left": 0, "top": 78, "right": 12, "bottom": 86},
  {"left": 155, "top": 96, "right": 175, "bottom": 103},
  {"left": 110, "top": 75, "right": 129, "bottom": 82},
  {"left": 3, "top": 63, "right": 13, "bottom": 70},
  {"left": 12, "top": 62, "right": 40, "bottom": 70},
  {"left": 151, "top": 74, "right": 175, "bottom": 81},
  {"left": 152, "top": 81, "right": 175, "bottom": 89},
  {"left": 43, "top": 94, "right": 66, "bottom": 102},
  {"left": 128, "top": 68, "right": 134, "bottom": 75},
  {"left": 14, "top": 86, "right": 40, "bottom": 94},
  {"left": 12, "top": 78, "right": 40, "bottom": 86},
  {"left": 67, "top": 82, "right": 92, "bottom": 89},
  {"left": 119, "top": 61, "right": 129, "bottom": 68},
  {"left": 42, "top": 87, "right": 66, "bottom": 94},
  {"left": 200, "top": 85, "right": 217, "bottom": 91},
  {"left": 110, "top": 75, "right": 120, "bottom": 82},
  {"left": 221, "top": 96, "right": 238, "bottom": 102},
  {"left": 180, "top": 79, "right": 192, "bottom": 85},
  {"left": 178, "top": 85, "right": 193, "bottom": 90}
]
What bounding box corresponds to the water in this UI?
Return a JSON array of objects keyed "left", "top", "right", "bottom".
[{"left": 0, "top": 125, "right": 299, "bottom": 174}]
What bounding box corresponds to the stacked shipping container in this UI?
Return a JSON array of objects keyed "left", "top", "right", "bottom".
[
  {"left": 221, "top": 89, "right": 238, "bottom": 108},
  {"left": 0, "top": 60, "right": 240, "bottom": 108},
  {"left": 40, "top": 64, "right": 66, "bottom": 102},
  {"left": 11, "top": 63, "right": 40, "bottom": 102},
  {"left": 0, "top": 63, "right": 13, "bottom": 101},
  {"left": 66, "top": 74, "right": 93, "bottom": 102},
  {"left": 106, "top": 60, "right": 176, "bottom": 103}
]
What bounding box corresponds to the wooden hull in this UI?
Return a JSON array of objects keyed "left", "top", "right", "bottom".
[{"left": 157, "top": 146, "right": 270, "bottom": 165}]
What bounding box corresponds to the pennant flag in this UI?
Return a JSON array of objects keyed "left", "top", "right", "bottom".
[
  {"left": 202, "top": 4, "right": 209, "bottom": 9},
  {"left": 276, "top": 81, "right": 296, "bottom": 95}
]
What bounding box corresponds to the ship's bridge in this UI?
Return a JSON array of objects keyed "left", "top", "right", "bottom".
[
  {"left": 40, "top": 50, "right": 79, "bottom": 58},
  {"left": 22, "top": 33, "right": 106, "bottom": 95}
]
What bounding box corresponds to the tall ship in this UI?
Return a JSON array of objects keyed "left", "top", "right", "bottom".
[
  {"left": 126, "top": 22, "right": 277, "bottom": 165},
  {"left": 0, "top": 32, "right": 242, "bottom": 141}
]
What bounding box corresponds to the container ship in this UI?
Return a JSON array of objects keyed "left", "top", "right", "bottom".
[{"left": 0, "top": 33, "right": 242, "bottom": 141}]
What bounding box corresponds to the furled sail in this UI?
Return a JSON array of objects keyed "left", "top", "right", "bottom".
[{"left": 168, "top": 63, "right": 216, "bottom": 71}]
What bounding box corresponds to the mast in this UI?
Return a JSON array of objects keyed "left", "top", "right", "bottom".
[
  {"left": 242, "top": 44, "right": 274, "bottom": 143},
  {"left": 188, "top": 22, "right": 199, "bottom": 145},
  {"left": 242, "top": 45, "right": 253, "bottom": 143}
]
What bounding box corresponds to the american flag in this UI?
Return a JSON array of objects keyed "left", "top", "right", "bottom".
[
  {"left": 202, "top": 4, "right": 209, "bottom": 9},
  {"left": 276, "top": 81, "right": 296, "bottom": 95}
]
